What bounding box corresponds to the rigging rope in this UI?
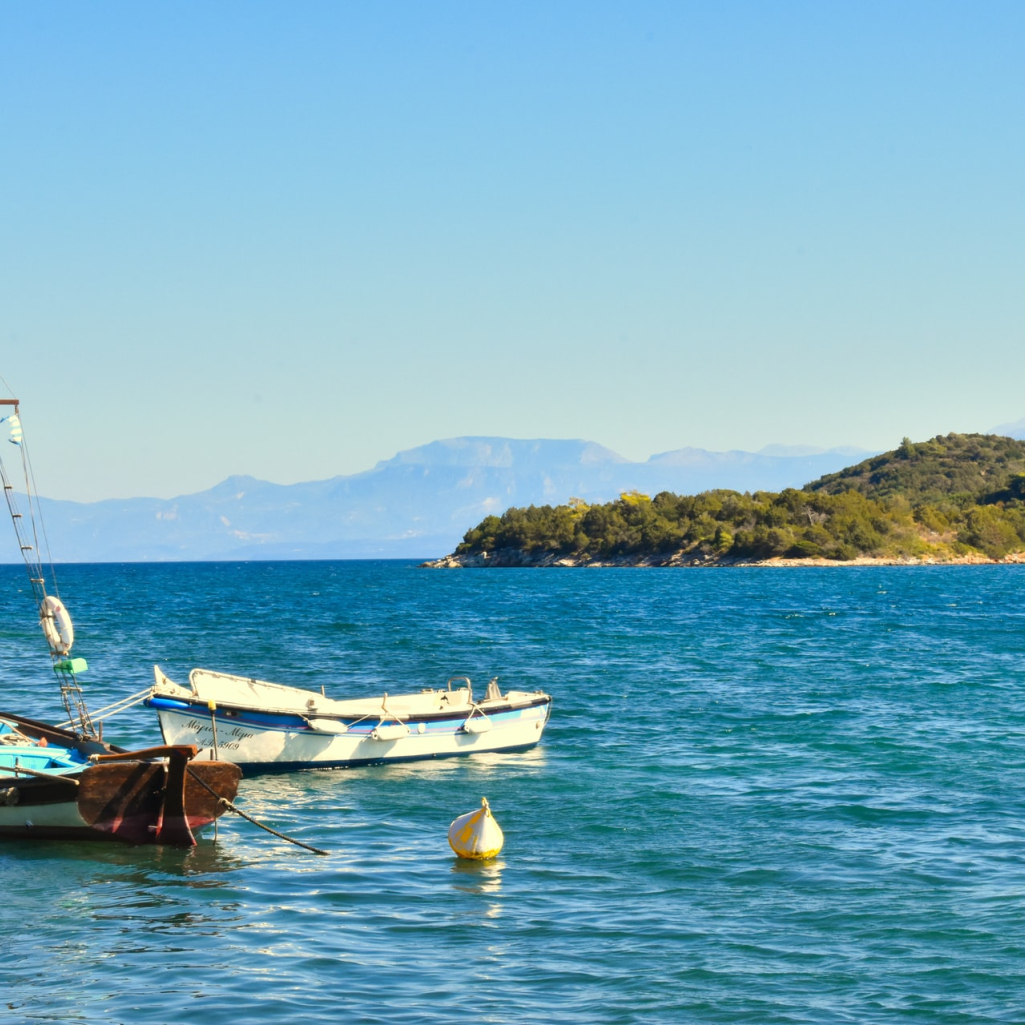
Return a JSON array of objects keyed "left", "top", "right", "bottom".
[
  {"left": 185, "top": 766, "right": 330, "bottom": 856},
  {"left": 54, "top": 687, "right": 152, "bottom": 730},
  {"left": 0, "top": 395, "right": 96, "bottom": 739}
]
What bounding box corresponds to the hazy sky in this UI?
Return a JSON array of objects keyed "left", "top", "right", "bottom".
[{"left": 3, "top": 2, "right": 1023, "bottom": 501}]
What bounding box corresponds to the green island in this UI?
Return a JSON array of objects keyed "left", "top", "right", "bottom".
[{"left": 425, "top": 433, "right": 1025, "bottom": 567}]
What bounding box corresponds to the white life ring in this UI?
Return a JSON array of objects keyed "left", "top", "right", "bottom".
[{"left": 40, "top": 595, "right": 74, "bottom": 655}]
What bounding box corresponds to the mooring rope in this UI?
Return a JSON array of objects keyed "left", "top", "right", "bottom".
[
  {"left": 186, "top": 766, "right": 329, "bottom": 856},
  {"left": 216, "top": 796, "right": 330, "bottom": 856}
]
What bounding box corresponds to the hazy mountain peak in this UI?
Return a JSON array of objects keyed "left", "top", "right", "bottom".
[
  {"left": 646, "top": 447, "right": 719, "bottom": 466},
  {"left": 377, "top": 437, "right": 628, "bottom": 470},
  {"left": 203, "top": 474, "right": 277, "bottom": 500},
  {"left": 989, "top": 418, "right": 1025, "bottom": 440},
  {"left": 210, "top": 474, "right": 267, "bottom": 489}
]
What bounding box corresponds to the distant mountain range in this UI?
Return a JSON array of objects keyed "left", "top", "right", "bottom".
[
  {"left": 16, "top": 437, "right": 878, "bottom": 562},
  {"left": 14, "top": 424, "right": 1023, "bottom": 561}
]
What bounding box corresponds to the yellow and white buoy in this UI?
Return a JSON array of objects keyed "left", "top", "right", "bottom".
[{"left": 448, "top": 797, "right": 504, "bottom": 860}]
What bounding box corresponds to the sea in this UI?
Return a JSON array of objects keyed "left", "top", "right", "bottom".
[{"left": 2, "top": 560, "right": 1024, "bottom": 1024}]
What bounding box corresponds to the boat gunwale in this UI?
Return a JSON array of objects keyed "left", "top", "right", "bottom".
[
  {"left": 145, "top": 692, "right": 553, "bottom": 729},
  {"left": 0, "top": 709, "right": 120, "bottom": 755}
]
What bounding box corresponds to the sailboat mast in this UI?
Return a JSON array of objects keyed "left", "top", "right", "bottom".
[{"left": 0, "top": 398, "right": 97, "bottom": 738}]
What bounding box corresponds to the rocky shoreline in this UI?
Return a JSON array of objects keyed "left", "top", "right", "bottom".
[{"left": 422, "top": 549, "right": 1025, "bottom": 569}]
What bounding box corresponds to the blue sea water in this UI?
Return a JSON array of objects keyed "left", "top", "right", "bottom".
[{"left": 2, "top": 561, "right": 1025, "bottom": 1024}]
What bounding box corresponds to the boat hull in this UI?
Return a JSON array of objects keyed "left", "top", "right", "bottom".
[
  {"left": 0, "top": 759, "right": 240, "bottom": 844},
  {"left": 0, "top": 712, "right": 242, "bottom": 845},
  {"left": 148, "top": 695, "right": 552, "bottom": 774}
]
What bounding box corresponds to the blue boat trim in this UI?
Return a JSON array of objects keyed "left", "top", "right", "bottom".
[{"left": 145, "top": 695, "right": 552, "bottom": 734}]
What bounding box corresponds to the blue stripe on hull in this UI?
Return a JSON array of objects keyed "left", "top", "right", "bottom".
[{"left": 146, "top": 696, "right": 551, "bottom": 736}]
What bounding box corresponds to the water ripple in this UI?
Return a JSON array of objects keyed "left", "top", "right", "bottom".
[{"left": 3, "top": 563, "right": 1025, "bottom": 1022}]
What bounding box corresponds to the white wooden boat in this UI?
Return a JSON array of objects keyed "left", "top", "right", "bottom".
[{"left": 147, "top": 667, "right": 552, "bottom": 774}]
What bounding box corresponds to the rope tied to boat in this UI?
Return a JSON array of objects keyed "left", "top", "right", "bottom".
[
  {"left": 55, "top": 686, "right": 152, "bottom": 730},
  {"left": 215, "top": 796, "right": 330, "bottom": 856},
  {"left": 185, "top": 766, "right": 329, "bottom": 856}
]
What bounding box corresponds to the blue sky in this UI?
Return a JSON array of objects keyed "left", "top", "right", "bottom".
[{"left": 2, "top": 2, "right": 1023, "bottom": 501}]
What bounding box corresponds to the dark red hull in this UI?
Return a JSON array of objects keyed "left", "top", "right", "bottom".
[{"left": 0, "top": 711, "right": 241, "bottom": 846}]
